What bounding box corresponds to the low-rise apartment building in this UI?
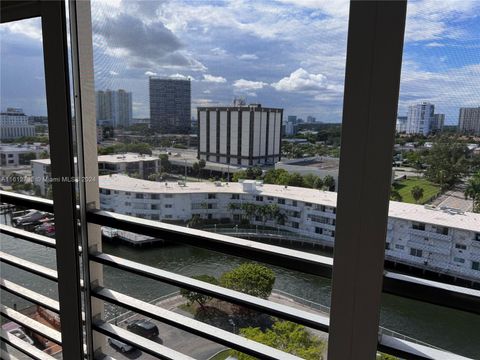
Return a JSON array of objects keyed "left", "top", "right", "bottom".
[
  {"left": 98, "top": 175, "right": 480, "bottom": 282},
  {"left": 0, "top": 143, "right": 49, "bottom": 167},
  {"left": 31, "top": 153, "right": 160, "bottom": 195}
]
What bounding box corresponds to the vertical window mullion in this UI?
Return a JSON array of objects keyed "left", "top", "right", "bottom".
[
  {"left": 69, "top": 0, "right": 105, "bottom": 358},
  {"left": 328, "top": 1, "right": 407, "bottom": 359},
  {"left": 41, "top": 1, "right": 84, "bottom": 359}
]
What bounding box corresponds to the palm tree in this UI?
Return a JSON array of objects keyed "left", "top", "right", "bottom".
[
  {"left": 465, "top": 172, "right": 480, "bottom": 213},
  {"left": 411, "top": 186, "right": 424, "bottom": 204}
]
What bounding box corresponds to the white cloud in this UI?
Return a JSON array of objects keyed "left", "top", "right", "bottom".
[
  {"left": 233, "top": 79, "right": 268, "bottom": 91},
  {"left": 109, "top": 70, "right": 119, "bottom": 76},
  {"left": 425, "top": 42, "right": 444, "bottom": 47},
  {"left": 170, "top": 73, "right": 194, "bottom": 80},
  {"left": 238, "top": 54, "right": 258, "bottom": 60},
  {"left": 1, "top": 18, "right": 43, "bottom": 41},
  {"left": 405, "top": 0, "right": 480, "bottom": 42},
  {"left": 202, "top": 74, "right": 227, "bottom": 83},
  {"left": 210, "top": 47, "right": 228, "bottom": 56},
  {"left": 145, "top": 71, "right": 157, "bottom": 76},
  {"left": 272, "top": 68, "right": 328, "bottom": 92}
]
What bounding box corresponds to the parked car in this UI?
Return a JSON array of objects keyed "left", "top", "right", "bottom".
[
  {"left": 126, "top": 319, "right": 159, "bottom": 339},
  {"left": 107, "top": 337, "right": 134, "bottom": 353},
  {"left": 12, "top": 210, "right": 49, "bottom": 226},
  {"left": 34, "top": 221, "right": 55, "bottom": 237},
  {"left": 9, "top": 328, "right": 35, "bottom": 345}
]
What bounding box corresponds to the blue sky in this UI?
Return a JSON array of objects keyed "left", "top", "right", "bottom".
[{"left": 1, "top": 0, "right": 479, "bottom": 124}]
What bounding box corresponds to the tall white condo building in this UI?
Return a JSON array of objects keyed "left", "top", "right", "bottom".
[
  {"left": 406, "top": 102, "right": 435, "bottom": 135},
  {"left": 198, "top": 104, "right": 283, "bottom": 166},
  {"left": 96, "top": 89, "right": 133, "bottom": 127}
]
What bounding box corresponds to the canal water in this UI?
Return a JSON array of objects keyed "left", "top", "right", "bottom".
[{"left": 1, "top": 215, "right": 479, "bottom": 358}]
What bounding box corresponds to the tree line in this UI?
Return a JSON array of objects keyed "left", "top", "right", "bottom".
[{"left": 233, "top": 167, "right": 335, "bottom": 191}]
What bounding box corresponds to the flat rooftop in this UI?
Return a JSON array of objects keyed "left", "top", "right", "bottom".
[
  {"left": 277, "top": 157, "right": 339, "bottom": 170},
  {"left": 99, "top": 174, "right": 480, "bottom": 232},
  {"left": 31, "top": 153, "right": 158, "bottom": 165}
]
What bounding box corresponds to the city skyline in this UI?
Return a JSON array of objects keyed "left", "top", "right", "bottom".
[{"left": 1, "top": 0, "right": 480, "bottom": 123}]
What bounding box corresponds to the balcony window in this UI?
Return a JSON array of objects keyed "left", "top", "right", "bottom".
[
  {"left": 410, "top": 248, "right": 423, "bottom": 257},
  {"left": 436, "top": 226, "right": 449, "bottom": 236},
  {"left": 412, "top": 222, "right": 426, "bottom": 231}
]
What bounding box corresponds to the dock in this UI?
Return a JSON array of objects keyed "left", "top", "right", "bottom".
[{"left": 101, "top": 227, "right": 165, "bottom": 247}]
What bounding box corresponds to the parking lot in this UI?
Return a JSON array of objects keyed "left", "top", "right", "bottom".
[{"left": 103, "top": 307, "right": 226, "bottom": 360}]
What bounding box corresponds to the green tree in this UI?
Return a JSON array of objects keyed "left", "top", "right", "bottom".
[
  {"left": 220, "top": 263, "right": 275, "bottom": 299},
  {"left": 312, "top": 176, "right": 324, "bottom": 190},
  {"left": 39, "top": 150, "right": 50, "bottom": 159},
  {"left": 411, "top": 185, "right": 424, "bottom": 204},
  {"left": 230, "top": 321, "right": 325, "bottom": 360},
  {"left": 263, "top": 169, "right": 288, "bottom": 184},
  {"left": 465, "top": 171, "right": 480, "bottom": 213},
  {"left": 302, "top": 173, "right": 319, "bottom": 188},
  {"left": 192, "top": 162, "right": 200, "bottom": 178},
  {"left": 147, "top": 172, "right": 163, "bottom": 181},
  {"left": 180, "top": 275, "right": 218, "bottom": 308},
  {"left": 198, "top": 159, "right": 206, "bottom": 178},
  {"left": 285, "top": 173, "right": 305, "bottom": 187},
  {"left": 19, "top": 152, "right": 37, "bottom": 164},
  {"left": 390, "top": 186, "right": 402, "bottom": 202},
  {"left": 323, "top": 175, "right": 335, "bottom": 191},
  {"left": 159, "top": 154, "right": 172, "bottom": 173},
  {"left": 126, "top": 142, "right": 152, "bottom": 155},
  {"left": 425, "top": 137, "right": 468, "bottom": 188}
]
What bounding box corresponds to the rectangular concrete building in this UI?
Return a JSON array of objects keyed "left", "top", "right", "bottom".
[
  {"left": 198, "top": 104, "right": 283, "bottom": 166},
  {"left": 458, "top": 107, "right": 480, "bottom": 135},
  {"left": 150, "top": 77, "right": 191, "bottom": 134}
]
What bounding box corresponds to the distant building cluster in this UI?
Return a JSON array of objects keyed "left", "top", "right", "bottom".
[
  {"left": 0, "top": 108, "right": 36, "bottom": 140},
  {"left": 397, "top": 102, "right": 480, "bottom": 136},
  {"left": 282, "top": 114, "right": 317, "bottom": 136},
  {"left": 198, "top": 103, "right": 283, "bottom": 166},
  {"left": 96, "top": 89, "right": 132, "bottom": 128}
]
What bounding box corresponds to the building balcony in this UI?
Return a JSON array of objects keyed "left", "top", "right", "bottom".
[{"left": 408, "top": 228, "right": 452, "bottom": 242}]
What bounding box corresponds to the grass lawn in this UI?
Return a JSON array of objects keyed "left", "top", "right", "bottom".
[
  {"left": 392, "top": 177, "right": 442, "bottom": 204},
  {"left": 209, "top": 349, "right": 231, "bottom": 360}
]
